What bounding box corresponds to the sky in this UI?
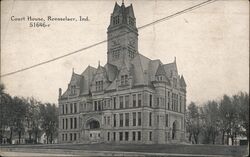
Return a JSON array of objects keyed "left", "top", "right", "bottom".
[{"left": 1, "top": 0, "right": 249, "bottom": 105}]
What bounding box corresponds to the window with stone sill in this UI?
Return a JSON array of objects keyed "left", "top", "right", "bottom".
[
  {"left": 121, "top": 75, "right": 129, "bottom": 86},
  {"left": 96, "top": 80, "right": 103, "bottom": 91}
]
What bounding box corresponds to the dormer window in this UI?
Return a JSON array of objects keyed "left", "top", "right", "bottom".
[
  {"left": 70, "top": 85, "right": 76, "bottom": 95},
  {"left": 121, "top": 75, "right": 128, "bottom": 85},
  {"left": 96, "top": 80, "right": 103, "bottom": 91},
  {"left": 156, "top": 76, "right": 164, "bottom": 81},
  {"left": 113, "top": 16, "right": 120, "bottom": 25}
]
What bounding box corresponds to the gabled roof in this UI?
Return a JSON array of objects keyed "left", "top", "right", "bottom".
[
  {"left": 163, "top": 61, "right": 178, "bottom": 77},
  {"left": 104, "top": 63, "right": 118, "bottom": 82},
  {"left": 180, "top": 75, "right": 186, "bottom": 87},
  {"left": 156, "top": 64, "right": 166, "bottom": 76}
]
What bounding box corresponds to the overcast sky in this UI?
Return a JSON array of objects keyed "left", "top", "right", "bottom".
[{"left": 1, "top": 0, "right": 249, "bottom": 105}]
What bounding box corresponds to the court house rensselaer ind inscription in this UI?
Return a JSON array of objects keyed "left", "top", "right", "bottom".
[{"left": 58, "top": 2, "right": 187, "bottom": 144}]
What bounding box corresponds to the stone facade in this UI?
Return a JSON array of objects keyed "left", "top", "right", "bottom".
[{"left": 58, "top": 2, "right": 186, "bottom": 144}]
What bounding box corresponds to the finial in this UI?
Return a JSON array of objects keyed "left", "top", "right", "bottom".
[
  {"left": 72, "top": 68, "right": 74, "bottom": 73},
  {"left": 174, "top": 56, "right": 176, "bottom": 63},
  {"left": 98, "top": 60, "right": 100, "bottom": 67},
  {"left": 122, "top": 0, "right": 124, "bottom": 4}
]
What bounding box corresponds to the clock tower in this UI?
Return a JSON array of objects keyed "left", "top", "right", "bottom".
[{"left": 107, "top": 2, "right": 138, "bottom": 68}]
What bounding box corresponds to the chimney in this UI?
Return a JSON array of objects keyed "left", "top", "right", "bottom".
[{"left": 59, "top": 88, "right": 62, "bottom": 98}]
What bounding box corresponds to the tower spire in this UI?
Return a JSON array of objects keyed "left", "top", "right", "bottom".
[{"left": 122, "top": 0, "right": 124, "bottom": 5}]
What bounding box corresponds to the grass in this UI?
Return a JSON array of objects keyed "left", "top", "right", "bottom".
[{"left": 1, "top": 143, "right": 248, "bottom": 156}]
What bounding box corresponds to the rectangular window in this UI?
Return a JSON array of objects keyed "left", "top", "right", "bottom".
[
  {"left": 62, "top": 134, "right": 64, "bottom": 141},
  {"left": 70, "top": 118, "right": 73, "bottom": 129},
  {"left": 138, "top": 112, "right": 141, "bottom": 126},
  {"left": 125, "top": 132, "right": 129, "bottom": 141},
  {"left": 70, "top": 133, "right": 73, "bottom": 141},
  {"left": 108, "top": 132, "right": 110, "bottom": 141},
  {"left": 107, "top": 116, "right": 110, "bottom": 125},
  {"left": 70, "top": 104, "right": 73, "bottom": 113},
  {"left": 74, "top": 103, "right": 77, "bottom": 113},
  {"left": 132, "top": 112, "right": 136, "bottom": 126},
  {"left": 62, "top": 104, "right": 64, "bottom": 114},
  {"left": 65, "top": 104, "right": 68, "bottom": 114},
  {"left": 62, "top": 119, "right": 65, "bottom": 129},
  {"left": 113, "top": 132, "right": 116, "bottom": 141},
  {"left": 138, "top": 94, "right": 142, "bottom": 107},
  {"left": 138, "top": 131, "right": 141, "bottom": 141},
  {"left": 168, "top": 91, "right": 170, "bottom": 110},
  {"left": 166, "top": 114, "right": 169, "bottom": 127},
  {"left": 74, "top": 133, "right": 77, "bottom": 140},
  {"left": 94, "top": 101, "right": 98, "bottom": 111},
  {"left": 120, "top": 113, "right": 123, "bottom": 127},
  {"left": 66, "top": 119, "right": 68, "bottom": 129},
  {"left": 132, "top": 94, "right": 136, "bottom": 107},
  {"left": 119, "top": 132, "right": 123, "bottom": 141},
  {"left": 121, "top": 75, "right": 128, "bottom": 85},
  {"left": 125, "top": 95, "right": 129, "bottom": 108},
  {"left": 173, "top": 78, "right": 177, "bottom": 88},
  {"left": 113, "top": 114, "right": 116, "bottom": 127},
  {"left": 113, "top": 97, "right": 116, "bottom": 109},
  {"left": 125, "top": 113, "right": 129, "bottom": 126},
  {"left": 149, "top": 94, "right": 152, "bottom": 107},
  {"left": 65, "top": 134, "right": 67, "bottom": 141},
  {"left": 149, "top": 112, "right": 152, "bottom": 126},
  {"left": 132, "top": 132, "right": 136, "bottom": 141},
  {"left": 74, "top": 117, "right": 77, "bottom": 129},
  {"left": 149, "top": 132, "right": 152, "bottom": 141},
  {"left": 119, "top": 96, "right": 124, "bottom": 109},
  {"left": 96, "top": 80, "right": 103, "bottom": 91},
  {"left": 98, "top": 101, "right": 102, "bottom": 111},
  {"left": 157, "top": 97, "right": 160, "bottom": 107}
]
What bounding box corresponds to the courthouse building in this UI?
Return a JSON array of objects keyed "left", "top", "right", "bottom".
[{"left": 58, "top": 2, "right": 187, "bottom": 144}]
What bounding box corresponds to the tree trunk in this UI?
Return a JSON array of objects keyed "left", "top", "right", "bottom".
[
  {"left": 35, "top": 132, "right": 38, "bottom": 144},
  {"left": 50, "top": 133, "right": 53, "bottom": 144},
  {"left": 221, "top": 131, "right": 225, "bottom": 145},
  {"left": 9, "top": 127, "right": 13, "bottom": 144},
  {"left": 18, "top": 131, "right": 21, "bottom": 144},
  {"left": 188, "top": 133, "right": 192, "bottom": 142},
  {"left": 226, "top": 134, "right": 229, "bottom": 145},
  {"left": 46, "top": 135, "right": 49, "bottom": 144}
]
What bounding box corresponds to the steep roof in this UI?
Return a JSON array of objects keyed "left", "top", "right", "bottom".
[{"left": 180, "top": 75, "right": 187, "bottom": 87}]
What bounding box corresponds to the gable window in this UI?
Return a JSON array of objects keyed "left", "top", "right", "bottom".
[
  {"left": 70, "top": 85, "right": 76, "bottom": 95},
  {"left": 128, "top": 49, "right": 135, "bottom": 58},
  {"left": 96, "top": 80, "right": 103, "bottom": 91},
  {"left": 112, "top": 49, "right": 120, "bottom": 59},
  {"left": 121, "top": 75, "right": 129, "bottom": 85},
  {"left": 113, "top": 16, "right": 120, "bottom": 25}
]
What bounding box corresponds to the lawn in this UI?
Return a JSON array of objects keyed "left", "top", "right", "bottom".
[{"left": 1, "top": 143, "right": 248, "bottom": 156}]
